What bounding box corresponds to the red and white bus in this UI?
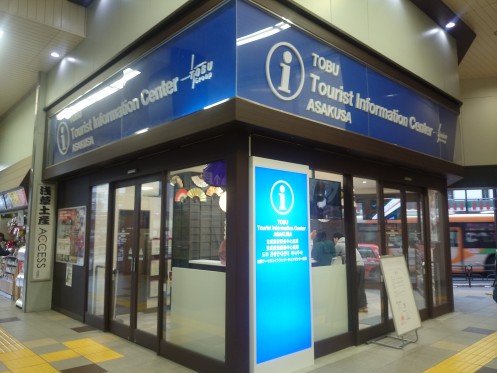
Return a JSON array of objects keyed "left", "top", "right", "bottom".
[
  {"left": 449, "top": 214, "right": 496, "bottom": 276},
  {"left": 357, "top": 213, "right": 496, "bottom": 277}
]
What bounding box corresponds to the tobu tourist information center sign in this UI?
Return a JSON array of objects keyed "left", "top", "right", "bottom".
[
  {"left": 48, "top": 0, "right": 458, "bottom": 167},
  {"left": 249, "top": 157, "right": 313, "bottom": 373}
]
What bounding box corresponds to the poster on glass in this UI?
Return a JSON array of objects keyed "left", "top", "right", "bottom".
[{"left": 56, "top": 206, "right": 86, "bottom": 266}]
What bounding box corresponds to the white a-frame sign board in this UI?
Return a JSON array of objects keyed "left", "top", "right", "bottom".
[{"left": 372, "top": 255, "right": 421, "bottom": 348}]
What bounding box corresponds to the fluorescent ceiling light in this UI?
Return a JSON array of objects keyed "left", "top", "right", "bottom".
[
  {"left": 56, "top": 68, "right": 141, "bottom": 120},
  {"left": 237, "top": 21, "right": 290, "bottom": 46},
  {"left": 445, "top": 21, "right": 456, "bottom": 29}
]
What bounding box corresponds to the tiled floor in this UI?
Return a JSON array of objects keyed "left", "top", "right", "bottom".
[
  {"left": 300, "top": 284, "right": 497, "bottom": 373},
  {"left": 0, "top": 285, "right": 495, "bottom": 372}
]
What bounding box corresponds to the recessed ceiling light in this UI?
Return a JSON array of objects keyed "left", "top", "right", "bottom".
[
  {"left": 51, "top": 52, "right": 60, "bottom": 58},
  {"left": 445, "top": 21, "right": 456, "bottom": 29}
]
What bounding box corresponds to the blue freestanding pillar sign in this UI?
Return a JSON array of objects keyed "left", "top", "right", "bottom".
[{"left": 249, "top": 157, "right": 313, "bottom": 373}]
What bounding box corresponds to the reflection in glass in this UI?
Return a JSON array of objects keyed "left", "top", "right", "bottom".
[
  {"left": 354, "top": 177, "right": 383, "bottom": 329},
  {"left": 309, "top": 171, "right": 348, "bottom": 341},
  {"left": 112, "top": 185, "right": 135, "bottom": 326},
  {"left": 88, "top": 184, "right": 109, "bottom": 317},
  {"left": 136, "top": 181, "right": 162, "bottom": 334},
  {"left": 164, "top": 162, "right": 226, "bottom": 361},
  {"left": 429, "top": 190, "right": 449, "bottom": 307},
  {"left": 406, "top": 191, "right": 426, "bottom": 310}
]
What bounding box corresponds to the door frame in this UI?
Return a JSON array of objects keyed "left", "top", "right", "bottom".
[
  {"left": 108, "top": 175, "right": 162, "bottom": 350},
  {"left": 382, "top": 183, "right": 430, "bottom": 317}
]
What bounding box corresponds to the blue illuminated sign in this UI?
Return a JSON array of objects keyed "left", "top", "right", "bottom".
[
  {"left": 253, "top": 161, "right": 312, "bottom": 364},
  {"left": 48, "top": 2, "right": 236, "bottom": 165},
  {"left": 48, "top": 0, "right": 458, "bottom": 166},
  {"left": 236, "top": 0, "right": 457, "bottom": 161}
]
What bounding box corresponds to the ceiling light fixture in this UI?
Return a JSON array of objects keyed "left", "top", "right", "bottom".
[
  {"left": 445, "top": 21, "right": 456, "bottom": 29},
  {"left": 51, "top": 52, "right": 60, "bottom": 58}
]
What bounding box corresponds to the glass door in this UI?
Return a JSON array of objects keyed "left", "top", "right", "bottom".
[
  {"left": 110, "top": 178, "right": 162, "bottom": 349},
  {"left": 383, "top": 186, "right": 427, "bottom": 314},
  {"left": 354, "top": 177, "right": 385, "bottom": 334}
]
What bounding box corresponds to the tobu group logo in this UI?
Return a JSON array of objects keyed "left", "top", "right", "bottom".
[
  {"left": 56, "top": 122, "right": 70, "bottom": 155},
  {"left": 265, "top": 42, "right": 305, "bottom": 101},
  {"left": 270, "top": 180, "right": 295, "bottom": 215}
]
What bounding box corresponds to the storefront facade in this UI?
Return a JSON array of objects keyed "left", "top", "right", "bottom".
[{"left": 40, "top": 1, "right": 462, "bottom": 372}]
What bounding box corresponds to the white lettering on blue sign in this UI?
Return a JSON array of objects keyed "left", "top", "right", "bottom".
[
  {"left": 181, "top": 54, "right": 214, "bottom": 89},
  {"left": 270, "top": 180, "right": 294, "bottom": 215},
  {"left": 437, "top": 123, "right": 448, "bottom": 144},
  {"left": 57, "top": 122, "right": 70, "bottom": 155},
  {"left": 140, "top": 78, "right": 179, "bottom": 105},
  {"left": 266, "top": 42, "right": 439, "bottom": 140}
]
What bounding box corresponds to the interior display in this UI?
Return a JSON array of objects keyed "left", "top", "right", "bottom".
[
  {"left": 0, "top": 188, "right": 28, "bottom": 212},
  {"left": 219, "top": 191, "right": 227, "bottom": 212},
  {"left": 169, "top": 175, "right": 183, "bottom": 188},
  {"left": 0, "top": 255, "right": 18, "bottom": 298},
  {"left": 3, "top": 194, "right": 13, "bottom": 210},
  {"left": 174, "top": 188, "right": 188, "bottom": 202},
  {"left": 309, "top": 179, "right": 342, "bottom": 219},
  {"left": 187, "top": 187, "right": 207, "bottom": 202},
  {"left": 203, "top": 160, "right": 226, "bottom": 186},
  {"left": 206, "top": 186, "right": 223, "bottom": 197},
  {"left": 0, "top": 195, "right": 6, "bottom": 211},
  {"left": 191, "top": 175, "right": 209, "bottom": 188},
  {"left": 170, "top": 164, "right": 226, "bottom": 268},
  {"left": 15, "top": 246, "right": 25, "bottom": 308}
]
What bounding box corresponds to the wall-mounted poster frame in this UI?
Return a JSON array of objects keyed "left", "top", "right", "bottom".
[{"left": 55, "top": 206, "right": 86, "bottom": 266}]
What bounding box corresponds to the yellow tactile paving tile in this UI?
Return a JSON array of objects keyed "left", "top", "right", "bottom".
[
  {"left": 10, "top": 363, "right": 59, "bottom": 373},
  {"left": 0, "top": 349, "right": 38, "bottom": 362},
  {"left": 0, "top": 328, "right": 124, "bottom": 372},
  {"left": 3, "top": 355, "right": 47, "bottom": 370},
  {"left": 424, "top": 331, "right": 497, "bottom": 373},
  {"left": 40, "top": 349, "right": 80, "bottom": 362},
  {"left": 63, "top": 338, "right": 123, "bottom": 362},
  {"left": 86, "top": 349, "right": 124, "bottom": 363}
]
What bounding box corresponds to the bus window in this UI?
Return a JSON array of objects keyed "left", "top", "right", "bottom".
[{"left": 449, "top": 230, "right": 458, "bottom": 247}]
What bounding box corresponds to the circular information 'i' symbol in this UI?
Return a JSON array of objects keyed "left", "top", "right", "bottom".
[
  {"left": 56, "top": 122, "right": 70, "bottom": 155},
  {"left": 266, "top": 42, "right": 305, "bottom": 101},
  {"left": 270, "top": 180, "right": 295, "bottom": 215}
]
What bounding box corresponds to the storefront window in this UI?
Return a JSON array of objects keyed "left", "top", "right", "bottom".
[
  {"left": 309, "top": 170, "right": 347, "bottom": 340},
  {"left": 406, "top": 191, "right": 426, "bottom": 310},
  {"left": 354, "top": 177, "right": 383, "bottom": 329},
  {"left": 429, "top": 189, "right": 449, "bottom": 307},
  {"left": 88, "top": 184, "right": 109, "bottom": 317},
  {"left": 164, "top": 161, "right": 226, "bottom": 361}
]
